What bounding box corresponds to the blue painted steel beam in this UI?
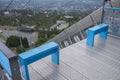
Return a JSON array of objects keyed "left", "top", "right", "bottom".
[
  {"left": 87, "top": 24, "right": 108, "bottom": 46},
  {"left": 19, "top": 42, "right": 60, "bottom": 80},
  {"left": 0, "top": 41, "right": 22, "bottom": 80},
  {"left": 104, "top": 7, "right": 120, "bottom": 11},
  {"left": 0, "top": 51, "right": 12, "bottom": 77}
]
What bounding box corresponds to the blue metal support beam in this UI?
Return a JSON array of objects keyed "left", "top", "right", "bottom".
[
  {"left": 0, "top": 41, "right": 22, "bottom": 80},
  {"left": 87, "top": 24, "right": 108, "bottom": 46},
  {"left": 104, "top": 7, "right": 120, "bottom": 11},
  {"left": 19, "top": 42, "right": 60, "bottom": 80},
  {"left": 0, "top": 51, "right": 12, "bottom": 77}
]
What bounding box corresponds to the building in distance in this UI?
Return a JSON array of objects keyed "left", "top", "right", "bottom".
[
  {"left": 17, "top": 25, "right": 34, "bottom": 33},
  {"left": 50, "top": 20, "right": 69, "bottom": 31}
]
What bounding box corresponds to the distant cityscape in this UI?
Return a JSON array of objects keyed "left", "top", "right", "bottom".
[
  {"left": 0, "top": 0, "right": 103, "bottom": 12},
  {"left": 0, "top": 0, "right": 104, "bottom": 51}
]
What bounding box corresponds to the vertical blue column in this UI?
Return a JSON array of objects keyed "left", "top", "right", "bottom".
[
  {"left": 19, "top": 58, "right": 30, "bottom": 80},
  {"left": 100, "top": 27, "right": 108, "bottom": 39},
  {"left": 87, "top": 30, "right": 95, "bottom": 46},
  {"left": 52, "top": 47, "right": 60, "bottom": 64},
  {"left": 25, "top": 65, "right": 29, "bottom": 80}
]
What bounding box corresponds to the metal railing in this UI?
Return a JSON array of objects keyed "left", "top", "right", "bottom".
[
  {"left": 103, "top": 7, "right": 120, "bottom": 38},
  {"left": 0, "top": 41, "right": 22, "bottom": 80}
]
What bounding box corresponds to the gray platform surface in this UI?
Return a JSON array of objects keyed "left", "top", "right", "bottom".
[{"left": 29, "top": 35, "right": 120, "bottom": 80}]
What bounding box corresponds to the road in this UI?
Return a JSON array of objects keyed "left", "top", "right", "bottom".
[{"left": 1, "top": 30, "right": 38, "bottom": 46}]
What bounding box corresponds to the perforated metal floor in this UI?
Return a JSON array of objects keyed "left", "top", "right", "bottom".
[{"left": 29, "top": 35, "right": 120, "bottom": 80}]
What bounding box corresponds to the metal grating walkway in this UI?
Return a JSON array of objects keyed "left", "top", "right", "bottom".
[{"left": 29, "top": 35, "right": 120, "bottom": 80}]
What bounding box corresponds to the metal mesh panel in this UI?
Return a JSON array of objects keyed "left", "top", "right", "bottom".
[{"left": 103, "top": 9, "right": 120, "bottom": 37}]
